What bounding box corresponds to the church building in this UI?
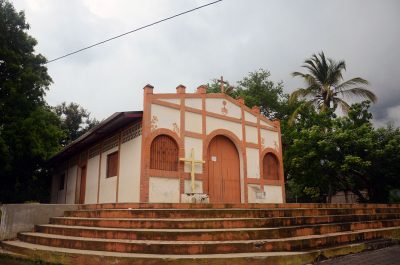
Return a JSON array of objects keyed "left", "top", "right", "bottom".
[{"left": 49, "top": 84, "right": 285, "bottom": 204}]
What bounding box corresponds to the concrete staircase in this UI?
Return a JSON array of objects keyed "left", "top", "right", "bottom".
[{"left": 2, "top": 203, "right": 400, "bottom": 265}]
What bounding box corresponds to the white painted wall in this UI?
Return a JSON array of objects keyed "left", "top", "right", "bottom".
[
  {"left": 54, "top": 169, "right": 67, "bottom": 203},
  {"left": 65, "top": 165, "right": 77, "bottom": 204},
  {"left": 245, "top": 125, "right": 258, "bottom": 143},
  {"left": 184, "top": 137, "right": 203, "bottom": 173},
  {"left": 247, "top": 184, "right": 283, "bottom": 203},
  {"left": 185, "top": 112, "right": 202, "bottom": 133},
  {"left": 118, "top": 135, "right": 142, "bottom": 202},
  {"left": 264, "top": 185, "right": 283, "bottom": 203},
  {"left": 85, "top": 155, "right": 100, "bottom": 204},
  {"left": 149, "top": 177, "right": 180, "bottom": 203},
  {"left": 206, "top": 116, "right": 242, "bottom": 140},
  {"left": 244, "top": 111, "right": 257, "bottom": 123},
  {"left": 246, "top": 148, "right": 260, "bottom": 179},
  {"left": 260, "top": 119, "right": 275, "bottom": 128},
  {"left": 185, "top": 98, "right": 202, "bottom": 109},
  {"left": 206, "top": 98, "right": 241, "bottom": 119},
  {"left": 261, "top": 129, "right": 280, "bottom": 150},
  {"left": 99, "top": 146, "right": 118, "bottom": 203},
  {"left": 184, "top": 180, "right": 203, "bottom": 193},
  {"left": 247, "top": 184, "right": 261, "bottom": 203},
  {"left": 151, "top": 104, "right": 180, "bottom": 132}
]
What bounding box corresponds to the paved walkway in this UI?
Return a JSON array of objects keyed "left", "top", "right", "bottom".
[{"left": 317, "top": 245, "right": 400, "bottom": 265}]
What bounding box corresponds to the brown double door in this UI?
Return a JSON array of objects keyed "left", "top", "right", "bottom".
[{"left": 207, "top": 135, "right": 241, "bottom": 203}]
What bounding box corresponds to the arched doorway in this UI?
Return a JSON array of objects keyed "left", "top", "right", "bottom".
[
  {"left": 263, "top": 152, "right": 279, "bottom": 180},
  {"left": 207, "top": 135, "right": 240, "bottom": 203}
]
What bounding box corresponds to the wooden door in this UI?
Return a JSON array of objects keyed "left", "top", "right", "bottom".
[
  {"left": 208, "top": 135, "right": 240, "bottom": 203},
  {"left": 79, "top": 166, "right": 87, "bottom": 204}
]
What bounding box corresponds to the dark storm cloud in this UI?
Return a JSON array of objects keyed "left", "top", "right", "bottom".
[{"left": 12, "top": 0, "right": 400, "bottom": 126}]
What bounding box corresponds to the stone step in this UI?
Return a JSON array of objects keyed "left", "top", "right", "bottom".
[
  {"left": 1, "top": 239, "right": 371, "bottom": 265},
  {"left": 78, "top": 202, "right": 400, "bottom": 210},
  {"left": 17, "top": 227, "right": 400, "bottom": 254},
  {"left": 34, "top": 219, "right": 400, "bottom": 241},
  {"left": 50, "top": 213, "right": 400, "bottom": 229},
  {"left": 64, "top": 207, "right": 400, "bottom": 219}
]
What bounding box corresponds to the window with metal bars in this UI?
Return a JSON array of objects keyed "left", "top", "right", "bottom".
[{"left": 150, "top": 135, "right": 179, "bottom": 171}]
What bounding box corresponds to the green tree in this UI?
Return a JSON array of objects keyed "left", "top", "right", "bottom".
[
  {"left": 235, "top": 69, "right": 289, "bottom": 120},
  {"left": 0, "top": 0, "right": 63, "bottom": 203},
  {"left": 54, "top": 102, "right": 99, "bottom": 146},
  {"left": 289, "top": 52, "right": 376, "bottom": 122},
  {"left": 206, "top": 78, "right": 237, "bottom": 97},
  {"left": 284, "top": 101, "right": 400, "bottom": 203},
  {"left": 207, "top": 69, "right": 292, "bottom": 120}
]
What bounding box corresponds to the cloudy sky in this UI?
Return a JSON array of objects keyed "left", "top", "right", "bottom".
[{"left": 12, "top": 0, "right": 400, "bottom": 126}]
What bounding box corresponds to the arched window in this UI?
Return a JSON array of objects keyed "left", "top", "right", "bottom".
[
  {"left": 150, "top": 135, "right": 179, "bottom": 171},
  {"left": 263, "top": 153, "right": 279, "bottom": 180}
]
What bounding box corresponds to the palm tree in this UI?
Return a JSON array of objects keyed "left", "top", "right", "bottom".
[{"left": 289, "top": 52, "right": 376, "bottom": 121}]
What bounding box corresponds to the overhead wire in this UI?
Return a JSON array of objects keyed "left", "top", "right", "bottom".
[{"left": 46, "top": 0, "right": 223, "bottom": 64}]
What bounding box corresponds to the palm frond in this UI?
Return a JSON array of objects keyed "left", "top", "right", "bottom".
[
  {"left": 289, "top": 88, "right": 315, "bottom": 104},
  {"left": 292, "top": 71, "right": 307, "bottom": 78},
  {"left": 328, "top": 59, "right": 346, "bottom": 85},
  {"left": 334, "top": 77, "right": 369, "bottom": 92},
  {"left": 337, "top": 87, "right": 377, "bottom": 103},
  {"left": 333, "top": 97, "right": 351, "bottom": 114}
]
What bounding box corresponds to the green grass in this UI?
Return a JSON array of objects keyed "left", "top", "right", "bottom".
[{"left": 0, "top": 253, "right": 61, "bottom": 265}]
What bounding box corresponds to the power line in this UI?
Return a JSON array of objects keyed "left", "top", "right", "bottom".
[{"left": 46, "top": 0, "right": 222, "bottom": 64}]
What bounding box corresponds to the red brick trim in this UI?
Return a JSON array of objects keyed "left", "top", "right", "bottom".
[
  {"left": 179, "top": 88, "right": 185, "bottom": 201},
  {"left": 140, "top": 85, "right": 153, "bottom": 202},
  {"left": 257, "top": 116, "right": 263, "bottom": 192},
  {"left": 240, "top": 102, "right": 248, "bottom": 203}
]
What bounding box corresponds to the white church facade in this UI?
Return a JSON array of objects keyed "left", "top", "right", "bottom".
[{"left": 50, "top": 84, "right": 285, "bottom": 204}]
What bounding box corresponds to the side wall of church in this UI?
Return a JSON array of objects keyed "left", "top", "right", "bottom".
[
  {"left": 51, "top": 121, "right": 142, "bottom": 204},
  {"left": 118, "top": 135, "right": 142, "bottom": 202},
  {"left": 50, "top": 157, "right": 79, "bottom": 204},
  {"left": 140, "top": 85, "right": 285, "bottom": 203},
  {"left": 85, "top": 155, "right": 100, "bottom": 204}
]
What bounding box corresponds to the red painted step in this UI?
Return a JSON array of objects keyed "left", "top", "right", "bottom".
[
  {"left": 18, "top": 227, "right": 400, "bottom": 254},
  {"left": 35, "top": 219, "right": 400, "bottom": 241},
  {"left": 50, "top": 213, "right": 400, "bottom": 229},
  {"left": 64, "top": 207, "right": 400, "bottom": 219}
]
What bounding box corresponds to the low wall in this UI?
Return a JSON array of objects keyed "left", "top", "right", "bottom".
[{"left": 0, "top": 204, "right": 78, "bottom": 240}]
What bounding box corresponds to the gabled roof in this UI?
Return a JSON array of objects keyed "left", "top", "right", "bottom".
[{"left": 49, "top": 111, "right": 143, "bottom": 164}]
